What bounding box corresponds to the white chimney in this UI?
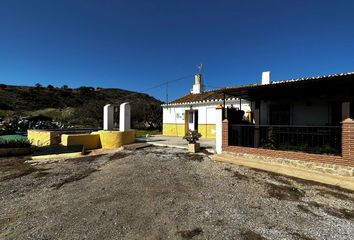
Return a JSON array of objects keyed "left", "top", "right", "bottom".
[
  {"left": 191, "top": 74, "right": 203, "bottom": 94},
  {"left": 262, "top": 71, "right": 271, "bottom": 85}
]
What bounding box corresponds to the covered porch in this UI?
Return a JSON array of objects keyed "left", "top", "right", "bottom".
[{"left": 216, "top": 73, "right": 354, "bottom": 167}]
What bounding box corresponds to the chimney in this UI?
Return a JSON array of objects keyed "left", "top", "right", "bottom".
[
  {"left": 191, "top": 74, "right": 203, "bottom": 94},
  {"left": 262, "top": 71, "right": 271, "bottom": 85}
]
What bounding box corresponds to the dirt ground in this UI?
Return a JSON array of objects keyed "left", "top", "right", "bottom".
[{"left": 1, "top": 146, "right": 354, "bottom": 240}]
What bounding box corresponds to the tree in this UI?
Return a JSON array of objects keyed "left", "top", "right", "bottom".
[
  {"left": 71, "top": 100, "right": 106, "bottom": 127},
  {"left": 47, "top": 84, "right": 54, "bottom": 90},
  {"left": 35, "top": 83, "right": 42, "bottom": 89},
  {"left": 0, "top": 84, "right": 7, "bottom": 89},
  {"left": 78, "top": 86, "right": 95, "bottom": 95},
  {"left": 61, "top": 85, "right": 69, "bottom": 90},
  {"left": 144, "top": 105, "right": 162, "bottom": 129}
]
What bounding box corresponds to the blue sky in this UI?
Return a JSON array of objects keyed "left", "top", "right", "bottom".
[{"left": 1, "top": 0, "right": 354, "bottom": 101}]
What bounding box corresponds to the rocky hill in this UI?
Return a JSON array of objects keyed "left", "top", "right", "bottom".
[{"left": 0, "top": 84, "right": 162, "bottom": 128}]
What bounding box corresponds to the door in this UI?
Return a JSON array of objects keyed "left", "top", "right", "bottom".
[
  {"left": 187, "top": 110, "right": 198, "bottom": 132},
  {"left": 188, "top": 111, "right": 195, "bottom": 131}
]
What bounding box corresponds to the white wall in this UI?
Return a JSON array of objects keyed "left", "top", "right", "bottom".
[
  {"left": 256, "top": 99, "right": 330, "bottom": 126},
  {"left": 163, "top": 105, "right": 218, "bottom": 125},
  {"left": 292, "top": 101, "right": 330, "bottom": 125},
  {"left": 163, "top": 100, "right": 251, "bottom": 125},
  {"left": 163, "top": 106, "right": 187, "bottom": 124}
]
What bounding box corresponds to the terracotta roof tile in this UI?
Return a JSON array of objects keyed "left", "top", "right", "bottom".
[{"left": 166, "top": 91, "right": 237, "bottom": 105}]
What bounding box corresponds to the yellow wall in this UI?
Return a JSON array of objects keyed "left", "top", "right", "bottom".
[
  {"left": 27, "top": 130, "right": 61, "bottom": 146},
  {"left": 162, "top": 123, "right": 186, "bottom": 137},
  {"left": 162, "top": 123, "right": 216, "bottom": 138},
  {"left": 32, "top": 152, "right": 82, "bottom": 160},
  {"left": 28, "top": 129, "right": 136, "bottom": 150},
  {"left": 198, "top": 124, "right": 216, "bottom": 139},
  {"left": 98, "top": 130, "right": 135, "bottom": 149},
  {"left": 61, "top": 134, "right": 101, "bottom": 150}
]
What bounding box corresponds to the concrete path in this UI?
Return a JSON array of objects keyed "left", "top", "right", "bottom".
[
  {"left": 137, "top": 135, "right": 216, "bottom": 152},
  {"left": 212, "top": 153, "right": 354, "bottom": 191}
]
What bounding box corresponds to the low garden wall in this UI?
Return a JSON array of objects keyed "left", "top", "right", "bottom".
[
  {"left": 97, "top": 130, "right": 135, "bottom": 149},
  {"left": 61, "top": 134, "right": 101, "bottom": 150},
  {"left": 222, "top": 119, "right": 354, "bottom": 171},
  {"left": 27, "top": 130, "right": 61, "bottom": 146},
  {"left": 0, "top": 147, "right": 31, "bottom": 157}
]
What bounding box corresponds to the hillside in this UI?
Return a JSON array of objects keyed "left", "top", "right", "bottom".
[{"left": 0, "top": 84, "right": 162, "bottom": 128}]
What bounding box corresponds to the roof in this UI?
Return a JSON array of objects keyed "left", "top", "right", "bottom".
[
  {"left": 220, "top": 71, "right": 354, "bottom": 90},
  {"left": 163, "top": 71, "right": 354, "bottom": 106},
  {"left": 162, "top": 91, "right": 241, "bottom": 106},
  {"left": 271, "top": 71, "right": 354, "bottom": 84},
  {"left": 217, "top": 71, "right": 354, "bottom": 100}
]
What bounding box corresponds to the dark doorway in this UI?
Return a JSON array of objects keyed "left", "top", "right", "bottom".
[
  {"left": 331, "top": 102, "right": 342, "bottom": 126},
  {"left": 194, "top": 111, "right": 198, "bottom": 131}
]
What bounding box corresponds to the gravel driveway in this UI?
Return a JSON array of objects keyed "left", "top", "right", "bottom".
[{"left": 1, "top": 146, "right": 354, "bottom": 240}]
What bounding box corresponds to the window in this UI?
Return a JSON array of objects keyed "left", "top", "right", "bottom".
[{"left": 269, "top": 104, "right": 290, "bottom": 125}]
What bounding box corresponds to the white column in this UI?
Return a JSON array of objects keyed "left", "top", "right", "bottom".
[
  {"left": 103, "top": 104, "right": 114, "bottom": 130},
  {"left": 119, "top": 102, "right": 131, "bottom": 131},
  {"left": 215, "top": 106, "right": 223, "bottom": 154}
]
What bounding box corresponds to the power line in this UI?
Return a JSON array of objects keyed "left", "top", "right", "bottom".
[
  {"left": 110, "top": 74, "right": 194, "bottom": 104},
  {"left": 141, "top": 74, "right": 194, "bottom": 92}
]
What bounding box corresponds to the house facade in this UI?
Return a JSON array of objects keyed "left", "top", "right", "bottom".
[
  {"left": 162, "top": 70, "right": 354, "bottom": 174},
  {"left": 162, "top": 74, "right": 251, "bottom": 138}
]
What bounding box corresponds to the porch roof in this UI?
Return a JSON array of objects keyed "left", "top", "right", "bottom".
[{"left": 215, "top": 72, "right": 354, "bottom": 101}]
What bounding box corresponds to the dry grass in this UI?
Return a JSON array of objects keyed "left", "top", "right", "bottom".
[
  {"left": 177, "top": 227, "right": 203, "bottom": 239},
  {"left": 50, "top": 168, "right": 99, "bottom": 189},
  {"left": 0, "top": 156, "right": 46, "bottom": 181},
  {"left": 240, "top": 230, "right": 265, "bottom": 240}
]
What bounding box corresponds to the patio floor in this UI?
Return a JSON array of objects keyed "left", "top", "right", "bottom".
[{"left": 137, "top": 135, "right": 216, "bottom": 152}]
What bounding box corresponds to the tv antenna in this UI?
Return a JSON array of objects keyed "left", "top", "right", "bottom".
[{"left": 197, "top": 64, "right": 203, "bottom": 73}]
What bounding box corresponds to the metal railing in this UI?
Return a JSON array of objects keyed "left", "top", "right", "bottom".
[{"left": 229, "top": 124, "right": 342, "bottom": 155}]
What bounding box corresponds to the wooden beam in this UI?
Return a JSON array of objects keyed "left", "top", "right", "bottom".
[{"left": 342, "top": 102, "right": 351, "bottom": 120}]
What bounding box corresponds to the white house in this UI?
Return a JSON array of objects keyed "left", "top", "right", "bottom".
[{"left": 162, "top": 74, "right": 251, "bottom": 138}]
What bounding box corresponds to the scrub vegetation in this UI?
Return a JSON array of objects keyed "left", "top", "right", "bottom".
[
  {"left": 0, "top": 84, "right": 162, "bottom": 128},
  {"left": 0, "top": 139, "right": 30, "bottom": 149}
]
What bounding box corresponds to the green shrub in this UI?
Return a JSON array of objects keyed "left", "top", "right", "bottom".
[
  {"left": 135, "top": 129, "right": 162, "bottom": 137},
  {"left": 183, "top": 130, "right": 202, "bottom": 144},
  {"left": 0, "top": 139, "right": 31, "bottom": 148},
  {"left": 261, "top": 127, "right": 277, "bottom": 149}
]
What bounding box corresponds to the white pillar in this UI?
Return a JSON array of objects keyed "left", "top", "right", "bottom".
[
  {"left": 215, "top": 106, "right": 223, "bottom": 154},
  {"left": 103, "top": 104, "right": 114, "bottom": 130},
  {"left": 119, "top": 102, "right": 131, "bottom": 131}
]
